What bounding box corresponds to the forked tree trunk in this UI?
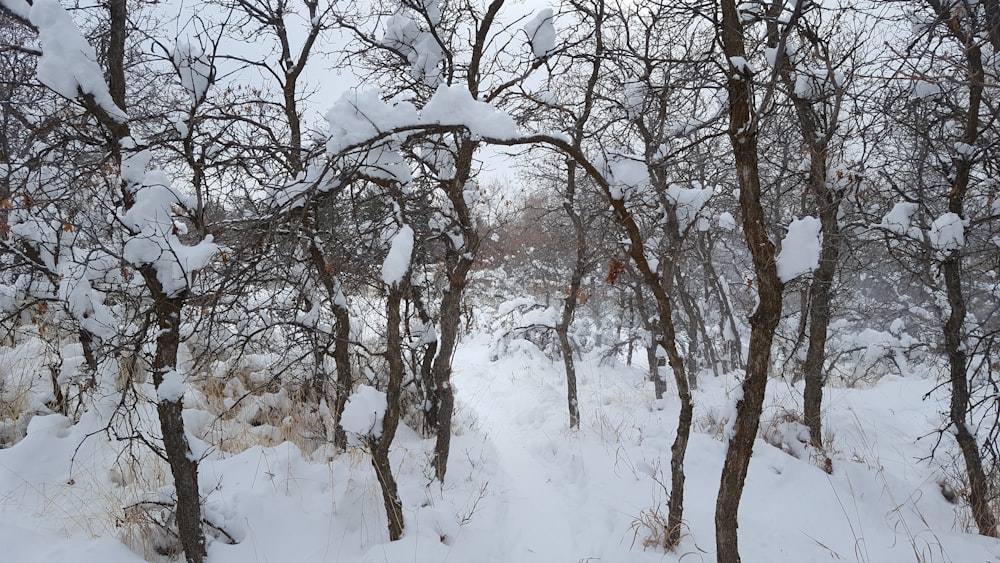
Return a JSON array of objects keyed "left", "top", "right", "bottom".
[
  {"left": 431, "top": 139, "right": 479, "bottom": 482},
  {"left": 928, "top": 3, "right": 997, "bottom": 534},
  {"left": 716, "top": 1, "right": 788, "bottom": 561},
  {"left": 916, "top": 0, "right": 999, "bottom": 537},
  {"left": 373, "top": 280, "right": 406, "bottom": 540},
  {"left": 307, "top": 240, "right": 353, "bottom": 450},
  {"left": 761, "top": 3, "right": 845, "bottom": 450}
]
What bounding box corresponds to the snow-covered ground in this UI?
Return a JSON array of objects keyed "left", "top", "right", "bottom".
[{"left": 1, "top": 333, "right": 999, "bottom": 562}]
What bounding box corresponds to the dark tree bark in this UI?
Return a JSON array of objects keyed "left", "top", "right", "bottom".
[
  {"left": 555, "top": 232, "right": 584, "bottom": 428},
  {"left": 107, "top": 0, "right": 206, "bottom": 558},
  {"left": 925, "top": 0, "right": 998, "bottom": 536},
  {"left": 144, "top": 277, "right": 206, "bottom": 563},
  {"left": 373, "top": 277, "right": 406, "bottom": 540},
  {"left": 761, "top": 2, "right": 847, "bottom": 449},
  {"left": 307, "top": 240, "right": 353, "bottom": 450},
  {"left": 715, "top": 1, "right": 790, "bottom": 561},
  {"left": 331, "top": 303, "right": 353, "bottom": 450},
  {"left": 801, "top": 189, "right": 840, "bottom": 447},
  {"left": 430, "top": 138, "right": 479, "bottom": 482}
]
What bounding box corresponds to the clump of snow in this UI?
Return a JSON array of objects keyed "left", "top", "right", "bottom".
[
  {"left": 381, "top": 224, "right": 414, "bottom": 286},
  {"left": 929, "top": 212, "right": 965, "bottom": 252},
  {"left": 120, "top": 148, "right": 220, "bottom": 296},
  {"left": 382, "top": 12, "right": 421, "bottom": 52},
  {"left": 776, "top": 216, "right": 822, "bottom": 283},
  {"left": 173, "top": 39, "right": 213, "bottom": 105},
  {"left": 523, "top": 9, "right": 556, "bottom": 58},
  {"left": 718, "top": 211, "right": 737, "bottom": 231},
  {"left": 157, "top": 369, "right": 185, "bottom": 404},
  {"left": 326, "top": 90, "right": 419, "bottom": 154},
  {"left": 380, "top": 10, "right": 443, "bottom": 85},
  {"left": 410, "top": 35, "right": 443, "bottom": 85},
  {"left": 880, "top": 201, "right": 920, "bottom": 238},
  {"left": 422, "top": 84, "right": 519, "bottom": 139},
  {"left": 666, "top": 184, "right": 713, "bottom": 231},
  {"left": 954, "top": 141, "right": 975, "bottom": 159},
  {"left": 606, "top": 157, "right": 648, "bottom": 200},
  {"left": 26, "top": 0, "right": 127, "bottom": 123},
  {"left": 519, "top": 306, "right": 558, "bottom": 328},
  {"left": 495, "top": 296, "right": 537, "bottom": 318},
  {"left": 341, "top": 385, "right": 387, "bottom": 441},
  {"left": 325, "top": 85, "right": 518, "bottom": 168},
  {"left": 729, "top": 56, "right": 757, "bottom": 74}
]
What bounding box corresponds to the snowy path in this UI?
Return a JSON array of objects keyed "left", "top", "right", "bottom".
[
  {"left": 457, "top": 367, "right": 578, "bottom": 560},
  {"left": 450, "top": 342, "right": 657, "bottom": 562}
]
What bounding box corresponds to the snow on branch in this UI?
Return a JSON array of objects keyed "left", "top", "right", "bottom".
[
  {"left": 523, "top": 9, "right": 556, "bottom": 59},
  {"left": 290, "top": 85, "right": 521, "bottom": 199},
  {"left": 120, "top": 146, "right": 220, "bottom": 297},
  {"left": 776, "top": 216, "right": 822, "bottom": 283},
  {"left": 8, "top": 0, "right": 128, "bottom": 123},
  {"left": 381, "top": 224, "right": 414, "bottom": 287}
]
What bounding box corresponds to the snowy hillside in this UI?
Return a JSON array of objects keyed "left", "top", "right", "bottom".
[{"left": 2, "top": 331, "right": 997, "bottom": 562}]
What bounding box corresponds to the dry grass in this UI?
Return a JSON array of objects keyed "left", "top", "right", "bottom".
[
  {"left": 629, "top": 503, "right": 672, "bottom": 550},
  {"left": 195, "top": 373, "right": 332, "bottom": 456},
  {"left": 0, "top": 342, "right": 46, "bottom": 447}
]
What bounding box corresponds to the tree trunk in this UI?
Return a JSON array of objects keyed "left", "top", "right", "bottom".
[
  {"left": 144, "top": 272, "right": 206, "bottom": 563},
  {"left": 307, "top": 240, "right": 353, "bottom": 450},
  {"left": 431, "top": 273, "right": 467, "bottom": 482},
  {"left": 924, "top": 0, "right": 997, "bottom": 536},
  {"left": 331, "top": 304, "right": 352, "bottom": 451},
  {"left": 555, "top": 327, "right": 580, "bottom": 429},
  {"left": 556, "top": 158, "right": 587, "bottom": 429},
  {"left": 944, "top": 252, "right": 997, "bottom": 537},
  {"left": 716, "top": 1, "right": 788, "bottom": 561},
  {"left": 801, "top": 188, "right": 839, "bottom": 447},
  {"left": 373, "top": 280, "right": 406, "bottom": 540},
  {"left": 431, "top": 139, "right": 479, "bottom": 482}
]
